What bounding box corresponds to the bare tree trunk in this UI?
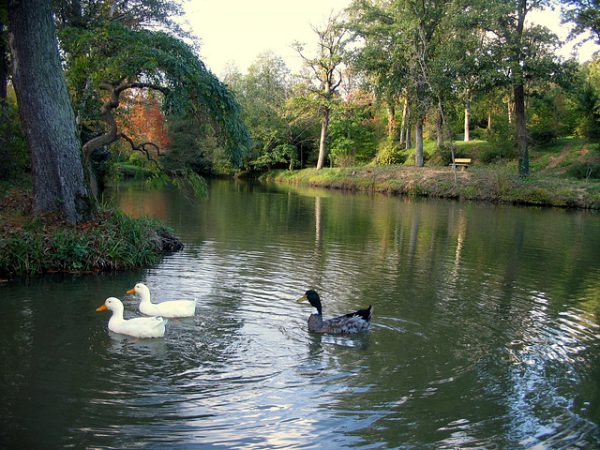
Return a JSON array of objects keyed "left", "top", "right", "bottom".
[
  {"left": 487, "top": 110, "right": 492, "bottom": 131},
  {"left": 8, "top": 0, "right": 93, "bottom": 223},
  {"left": 415, "top": 116, "right": 424, "bottom": 167},
  {"left": 316, "top": 107, "right": 330, "bottom": 170},
  {"left": 514, "top": 0, "right": 528, "bottom": 177},
  {"left": 464, "top": 97, "right": 471, "bottom": 142},
  {"left": 514, "top": 83, "right": 528, "bottom": 176}
]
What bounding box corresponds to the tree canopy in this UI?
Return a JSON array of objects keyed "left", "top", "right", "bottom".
[{"left": 60, "top": 22, "right": 250, "bottom": 170}]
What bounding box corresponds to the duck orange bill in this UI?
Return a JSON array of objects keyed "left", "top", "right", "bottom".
[
  {"left": 96, "top": 304, "right": 108, "bottom": 312},
  {"left": 126, "top": 288, "right": 135, "bottom": 294}
]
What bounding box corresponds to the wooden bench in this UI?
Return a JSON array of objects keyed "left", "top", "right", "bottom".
[{"left": 449, "top": 158, "right": 472, "bottom": 170}]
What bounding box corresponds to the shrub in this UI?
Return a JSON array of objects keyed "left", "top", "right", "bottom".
[
  {"left": 567, "top": 162, "right": 600, "bottom": 179},
  {"left": 479, "top": 143, "right": 518, "bottom": 164},
  {"left": 430, "top": 144, "right": 468, "bottom": 166},
  {"left": 0, "top": 208, "right": 181, "bottom": 278},
  {"left": 373, "top": 140, "right": 407, "bottom": 165},
  {"left": 530, "top": 126, "right": 558, "bottom": 146}
]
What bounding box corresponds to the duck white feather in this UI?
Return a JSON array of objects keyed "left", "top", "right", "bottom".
[
  {"left": 96, "top": 297, "right": 166, "bottom": 338},
  {"left": 127, "top": 282, "right": 197, "bottom": 318}
]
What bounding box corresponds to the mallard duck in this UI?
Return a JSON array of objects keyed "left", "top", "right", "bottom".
[
  {"left": 297, "top": 289, "right": 372, "bottom": 333},
  {"left": 127, "top": 282, "right": 197, "bottom": 318},
  {"left": 96, "top": 297, "right": 166, "bottom": 338}
]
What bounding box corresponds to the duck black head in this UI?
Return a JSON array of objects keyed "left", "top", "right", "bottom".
[{"left": 297, "top": 289, "right": 323, "bottom": 315}]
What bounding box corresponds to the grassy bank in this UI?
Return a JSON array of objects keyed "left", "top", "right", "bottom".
[
  {"left": 261, "top": 165, "right": 600, "bottom": 209},
  {"left": 260, "top": 137, "right": 600, "bottom": 209},
  {"left": 0, "top": 190, "right": 182, "bottom": 279}
]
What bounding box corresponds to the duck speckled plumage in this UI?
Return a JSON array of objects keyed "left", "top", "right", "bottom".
[{"left": 297, "top": 290, "right": 372, "bottom": 334}]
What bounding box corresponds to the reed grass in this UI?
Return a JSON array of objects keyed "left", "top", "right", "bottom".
[{"left": 0, "top": 199, "right": 180, "bottom": 279}]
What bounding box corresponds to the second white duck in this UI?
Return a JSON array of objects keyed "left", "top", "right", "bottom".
[{"left": 127, "top": 282, "right": 197, "bottom": 318}]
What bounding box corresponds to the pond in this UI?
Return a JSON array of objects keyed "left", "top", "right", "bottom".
[{"left": 1, "top": 179, "right": 599, "bottom": 448}]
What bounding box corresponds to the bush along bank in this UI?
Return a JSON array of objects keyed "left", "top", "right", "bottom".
[
  {"left": 0, "top": 192, "right": 182, "bottom": 279},
  {"left": 261, "top": 166, "right": 600, "bottom": 210}
]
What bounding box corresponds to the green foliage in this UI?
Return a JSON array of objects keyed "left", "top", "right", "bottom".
[
  {"left": 479, "top": 142, "right": 518, "bottom": 164},
  {"left": 59, "top": 21, "right": 250, "bottom": 171},
  {"left": 251, "top": 144, "right": 298, "bottom": 171},
  {"left": 172, "top": 170, "right": 208, "bottom": 198},
  {"left": 574, "top": 58, "right": 600, "bottom": 142},
  {"left": 0, "top": 96, "right": 28, "bottom": 180},
  {"left": 428, "top": 143, "right": 463, "bottom": 166},
  {"left": 328, "top": 99, "right": 378, "bottom": 167},
  {"left": 373, "top": 140, "right": 407, "bottom": 165},
  {"left": 162, "top": 114, "right": 215, "bottom": 175},
  {"left": 562, "top": 0, "right": 600, "bottom": 44},
  {"left": 0, "top": 209, "right": 173, "bottom": 277},
  {"left": 226, "top": 53, "right": 308, "bottom": 171},
  {"left": 146, "top": 170, "right": 207, "bottom": 199},
  {"left": 567, "top": 161, "right": 600, "bottom": 179}
]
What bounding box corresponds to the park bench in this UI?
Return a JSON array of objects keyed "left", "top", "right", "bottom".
[{"left": 450, "top": 157, "right": 472, "bottom": 170}]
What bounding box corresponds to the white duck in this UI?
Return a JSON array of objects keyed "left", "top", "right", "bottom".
[
  {"left": 96, "top": 297, "right": 166, "bottom": 338},
  {"left": 127, "top": 282, "right": 197, "bottom": 318}
]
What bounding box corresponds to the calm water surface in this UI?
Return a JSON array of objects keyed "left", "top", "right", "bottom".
[{"left": 1, "top": 179, "right": 600, "bottom": 449}]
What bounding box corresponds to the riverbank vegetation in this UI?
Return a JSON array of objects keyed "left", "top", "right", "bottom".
[
  {"left": 0, "top": 190, "right": 182, "bottom": 279},
  {"left": 261, "top": 137, "right": 600, "bottom": 209}
]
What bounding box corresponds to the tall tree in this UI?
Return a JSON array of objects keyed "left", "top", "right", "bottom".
[
  {"left": 481, "top": 0, "right": 558, "bottom": 176},
  {"left": 347, "top": 0, "right": 450, "bottom": 167},
  {"left": 8, "top": 0, "right": 93, "bottom": 223},
  {"left": 59, "top": 17, "right": 249, "bottom": 192},
  {"left": 347, "top": 0, "right": 410, "bottom": 144},
  {"left": 294, "top": 14, "right": 349, "bottom": 170},
  {"left": 561, "top": 0, "right": 600, "bottom": 43},
  {"left": 225, "top": 52, "right": 294, "bottom": 170}
]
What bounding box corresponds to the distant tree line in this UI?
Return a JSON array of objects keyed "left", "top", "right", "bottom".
[{"left": 226, "top": 0, "right": 599, "bottom": 177}]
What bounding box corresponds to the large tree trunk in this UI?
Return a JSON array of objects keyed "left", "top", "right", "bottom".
[
  {"left": 514, "top": 83, "right": 528, "bottom": 177},
  {"left": 387, "top": 102, "right": 396, "bottom": 140},
  {"left": 8, "top": 0, "right": 93, "bottom": 223},
  {"left": 415, "top": 117, "right": 424, "bottom": 167},
  {"left": 316, "top": 107, "right": 330, "bottom": 170},
  {"left": 436, "top": 108, "right": 444, "bottom": 148}
]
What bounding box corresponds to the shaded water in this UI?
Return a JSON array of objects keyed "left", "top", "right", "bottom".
[{"left": 1, "top": 179, "right": 600, "bottom": 449}]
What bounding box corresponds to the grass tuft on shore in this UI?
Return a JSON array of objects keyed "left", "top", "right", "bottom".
[{"left": 0, "top": 190, "right": 181, "bottom": 279}]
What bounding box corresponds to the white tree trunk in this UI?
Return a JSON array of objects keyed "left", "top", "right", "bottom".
[
  {"left": 464, "top": 97, "right": 471, "bottom": 142},
  {"left": 316, "top": 107, "right": 330, "bottom": 170}
]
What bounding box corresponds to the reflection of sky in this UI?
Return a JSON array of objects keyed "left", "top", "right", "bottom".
[{"left": 483, "top": 289, "right": 600, "bottom": 448}]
